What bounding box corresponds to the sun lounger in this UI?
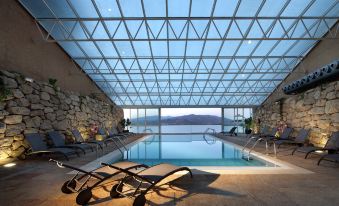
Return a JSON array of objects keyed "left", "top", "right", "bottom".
[
  {"left": 104, "top": 162, "right": 193, "bottom": 206},
  {"left": 49, "top": 159, "right": 148, "bottom": 205},
  {"left": 317, "top": 153, "right": 339, "bottom": 165},
  {"left": 25, "top": 133, "right": 79, "bottom": 160},
  {"left": 274, "top": 128, "right": 309, "bottom": 149},
  {"left": 71, "top": 128, "right": 104, "bottom": 150},
  {"left": 292, "top": 131, "right": 339, "bottom": 159},
  {"left": 220, "top": 126, "right": 237, "bottom": 136},
  {"left": 268, "top": 127, "right": 293, "bottom": 143},
  {"left": 48, "top": 131, "right": 94, "bottom": 155}
]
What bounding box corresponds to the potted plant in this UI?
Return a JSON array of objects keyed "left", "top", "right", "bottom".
[
  {"left": 244, "top": 117, "right": 254, "bottom": 134},
  {"left": 119, "top": 118, "right": 132, "bottom": 133}
]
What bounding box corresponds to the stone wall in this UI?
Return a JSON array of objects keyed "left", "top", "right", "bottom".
[
  {"left": 254, "top": 81, "right": 339, "bottom": 146},
  {"left": 0, "top": 70, "right": 123, "bottom": 160}
]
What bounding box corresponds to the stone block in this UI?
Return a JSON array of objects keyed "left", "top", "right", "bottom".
[
  {"left": 21, "top": 83, "right": 33, "bottom": 94},
  {"left": 44, "top": 107, "right": 54, "bottom": 113},
  {"left": 1, "top": 76, "right": 17, "bottom": 88},
  {"left": 26, "top": 94, "right": 40, "bottom": 103},
  {"left": 12, "top": 89, "right": 24, "bottom": 98},
  {"left": 325, "top": 99, "right": 339, "bottom": 114},
  {"left": 7, "top": 106, "right": 30, "bottom": 115},
  {"left": 5, "top": 123, "right": 25, "bottom": 136},
  {"left": 4, "top": 115, "right": 22, "bottom": 124},
  {"left": 43, "top": 85, "right": 56, "bottom": 95},
  {"left": 40, "top": 92, "right": 50, "bottom": 101},
  {"left": 30, "top": 110, "right": 44, "bottom": 116},
  {"left": 46, "top": 113, "right": 56, "bottom": 121},
  {"left": 40, "top": 120, "right": 53, "bottom": 130},
  {"left": 31, "top": 104, "right": 44, "bottom": 110},
  {"left": 16, "top": 98, "right": 30, "bottom": 107}
]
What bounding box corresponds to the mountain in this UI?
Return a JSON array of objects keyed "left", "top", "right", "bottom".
[
  {"left": 162, "top": 114, "right": 221, "bottom": 125},
  {"left": 131, "top": 114, "right": 230, "bottom": 125}
]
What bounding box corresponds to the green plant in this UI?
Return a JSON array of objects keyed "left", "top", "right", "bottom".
[
  {"left": 48, "top": 78, "right": 58, "bottom": 90},
  {"left": 119, "top": 118, "right": 132, "bottom": 130},
  {"left": 0, "top": 78, "right": 11, "bottom": 102},
  {"left": 244, "top": 117, "right": 254, "bottom": 129}
]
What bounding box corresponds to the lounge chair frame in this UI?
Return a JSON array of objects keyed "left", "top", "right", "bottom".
[
  {"left": 292, "top": 131, "right": 339, "bottom": 159},
  {"left": 72, "top": 129, "right": 104, "bottom": 151},
  {"left": 49, "top": 159, "right": 148, "bottom": 205},
  {"left": 25, "top": 133, "right": 80, "bottom": 161},
  {"left": 102, "top": 163, "right": 193, "bottom": 206}
]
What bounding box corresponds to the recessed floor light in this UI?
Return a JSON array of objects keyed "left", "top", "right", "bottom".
[{"left": 3, "top": 163, "right": 16, "bottom": 168}]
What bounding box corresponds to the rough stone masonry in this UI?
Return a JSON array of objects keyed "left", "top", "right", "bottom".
[
  {"left": 0, "top": 70, "right": 123, "bottom": 160},
  {"left": 254, "top": 80, "right": 339, "bottom": 147}
]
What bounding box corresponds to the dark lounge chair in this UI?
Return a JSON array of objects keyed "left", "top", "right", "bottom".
[
  {"left": 104, "top": 162, "right": 193, "bottom": 206},
  {"left": 317, "top": 153, "right": 339, "bottom": 165},
  {"left": 269, "top": 127, "right": 293, "bottom": 143},
  {"left": 292, "top": 131, "right": 339, "bottom": 159},
  {"left": 99, "top": 127, "right": 129, "bottom": 151},
  {"left": 49, "top": 159, "right": 148, "bottom": 205},
  {"left": 220, "top": 126, "right": 237, "bottom": 136},
  {"left": 274, "top": 128, "right": 309, "bottom": 149},
  {"left": 71, "top": 128, "right": 104, "bottom": 150},
  {"left": 48, "top": 131, "right": 94, "bottom": 155},
  {"left": 261, "top": 127, "right": 278, "bottom": 140},
  {"left": 25, "top": 133, "right": 79, "bottom": 160}
]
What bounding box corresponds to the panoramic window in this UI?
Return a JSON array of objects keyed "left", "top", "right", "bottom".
[{"left": 161, "top": 108, "right": 221, "bottom": 133}]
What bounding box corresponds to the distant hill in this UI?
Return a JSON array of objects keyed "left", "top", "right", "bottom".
[{"left": 131, "top": 114, "right": 231, "bottom": 125}]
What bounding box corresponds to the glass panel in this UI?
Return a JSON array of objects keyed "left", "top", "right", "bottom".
[{"left": 161, "top": 108, "right": 222, "bottom": 133}]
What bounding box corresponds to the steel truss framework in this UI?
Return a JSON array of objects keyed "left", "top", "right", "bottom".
[{"left": 19, "top": 0, "right": 339, "bottom": 107}]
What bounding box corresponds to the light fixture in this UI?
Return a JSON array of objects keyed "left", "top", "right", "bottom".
[
  {"left": 248, "top": 40, "right": 252, "bottom": 44},
  {"left": 3, "top": 162, "right": 16, "bottom": 168},
  {"left": 315, "top": 150, "right": 324, "bottom": 154},
  {"left": 25, "top": 77, "right": 34, "bottom": 82},
  {"left": 108, "top": 8, "right": 112, "bottom": 12}
]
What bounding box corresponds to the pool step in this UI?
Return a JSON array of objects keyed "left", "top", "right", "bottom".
[{"left": 241, "top": 155, "right": 253, "bottom": 161}]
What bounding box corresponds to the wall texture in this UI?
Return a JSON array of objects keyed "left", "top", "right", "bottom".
[
  {"left": 0, "top": 70, "right": 123, "bottom": 160},
  {"left": 0, "top": 0, "right": 108, "bottom": 101},
  {"left": 254, "top": 80, "right": 338, "bottom": 146},
  {"left": 254, "top": 23, "right": 339, "bottom": 146}
]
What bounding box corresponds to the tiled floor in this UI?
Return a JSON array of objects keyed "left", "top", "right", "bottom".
[{"left": 0, "top": 134, "right": 339, "bottom": 206}]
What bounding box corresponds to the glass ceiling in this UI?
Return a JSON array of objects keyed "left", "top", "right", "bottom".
[{"left": 19, "top": 0, "right": 338, "bottom": 107}]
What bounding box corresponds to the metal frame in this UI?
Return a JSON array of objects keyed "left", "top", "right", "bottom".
[{"left": 18, "top": 0, "right": 339, "bottom": 107}]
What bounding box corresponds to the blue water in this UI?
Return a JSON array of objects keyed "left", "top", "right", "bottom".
[
  {"left": 129, "top": 125, "right": 244, "bottom": 133},
  {"left": 122, "top": 134, "right": 276, "bottom": 167}
]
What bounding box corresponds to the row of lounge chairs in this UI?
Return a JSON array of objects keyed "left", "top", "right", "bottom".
[
  {"left": 252, "top": 126, "right": 339, "bottom": 165},
  {"left": 24, "top": 128, "right": 133, "bottom": 161},
  {"left": 50, "top": 159, "right": 192, "bottom": 206}
]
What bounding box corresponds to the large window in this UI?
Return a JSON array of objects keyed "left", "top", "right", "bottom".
[
  {"left": 123, "top": 107, "right": 252, "bottom": 134},
  {"left": 223, "top": 108, "right": 252, "bottom": 134},
  {"left": 161, "top": 108, "right": 221, "bottom": 133},
  {"left": 123, "top": 108, "right": 159, "bottom": 133}
]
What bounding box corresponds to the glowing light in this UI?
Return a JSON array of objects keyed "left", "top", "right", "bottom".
[
  {"left": 4, "top": 163, "right": 16, "bottom": 168},
  {"left": 25, "top": 77, "right": 34, "bottom": 82},
  {"left": 108, "top": 8, "right": 112, "bottom": 12},
  {"left": 248, "top": 40, "right": 252, "bottom": 44},
  {"left": 315, "top": 150, "right": 324, "bottom": 154}
]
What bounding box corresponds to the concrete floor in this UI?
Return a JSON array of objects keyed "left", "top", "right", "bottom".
[{"left": 0, "top": 134, "right": 339, "bottom": 206}]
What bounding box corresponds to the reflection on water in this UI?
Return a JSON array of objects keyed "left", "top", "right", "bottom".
[{"left": 123, "top": 134, "right": 276, "bottom": 167}]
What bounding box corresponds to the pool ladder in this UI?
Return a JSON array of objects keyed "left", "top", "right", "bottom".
[
  {"left": 242, "top": 136, "right": 278, "bottom": 161},
  {"left": 241, "top": 136, "right": 263, "bottom": 161}
]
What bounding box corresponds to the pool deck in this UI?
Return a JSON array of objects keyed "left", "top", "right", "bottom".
[{"left": 1, "top": 134, "right": 339, "bottom": 206}]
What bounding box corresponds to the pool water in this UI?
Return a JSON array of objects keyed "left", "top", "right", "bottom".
[{"left": 121, "top": 134, "right": 277, "bottom": 167}]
